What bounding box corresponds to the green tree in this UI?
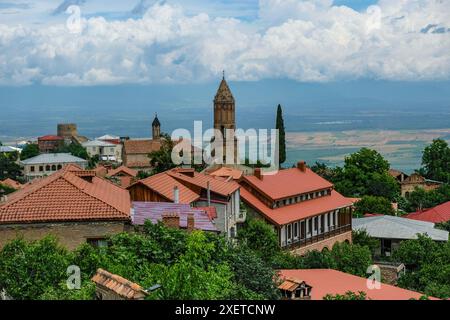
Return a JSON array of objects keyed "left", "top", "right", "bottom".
[
  {"left": 20, "top": 143, "right": 40, "bottom": 160},
  {"left": 333, "top": 148, "right": 399, "bottom": 200},
  {"left": 0, "top": 236, "right": 72, "bottom": 300},
  {"left": 353, "top": 195, "right": 396, "bottom": 217},
  {"left": 330, "top": 242, "right": 372, "bottom": 277},
  {"left": 323, "top": 291, "right": 367, "bottom": 300},
  {"left": 403, "top": 184, "right": 450, "bottom": 212},
  {"left": 0, "top": 154, "right": 23, "bottom": 181},
  {"left": 148, "top": 133, "right": 177, "bottom": 174},
  {"left": 275, "top": 104, "right": 286, "bottom": 167},
  {"left": 310, "top": 162, "right": 336, "bottom": 181},
  {"left": 421, "top": 139, "right": 450, "bottom": 183},
  {"left": 238, "top": 217, "right": 279, "bottom": 260},
  {"left": 352, "top": 229, "right": 379, "bottom": 255}
]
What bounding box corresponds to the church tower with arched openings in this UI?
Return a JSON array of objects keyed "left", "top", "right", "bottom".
[{"left": 213, "top": 72, "right": 237, "bottom": 164}]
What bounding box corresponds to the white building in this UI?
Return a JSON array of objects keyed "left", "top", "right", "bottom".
[
  {"left": 20, "top": 153, "right": 88, "bottom": 181},
  {"left": 82, "top": 140, "right": 122, "bottom": 163}
]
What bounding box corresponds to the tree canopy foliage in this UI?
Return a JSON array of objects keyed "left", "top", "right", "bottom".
[
  {"left": 19, "top": 143, "right": 40, "bottom": 161},
  {"left": 420, "top": 138, "right": 450, "bottom": 183},
  {"left": 353, "top": 196, "right": 396, "bottom": 217}
]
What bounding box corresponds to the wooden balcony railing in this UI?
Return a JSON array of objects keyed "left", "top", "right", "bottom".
[{"left": 284, "top": 224, "right": 352, "bottom": 250}]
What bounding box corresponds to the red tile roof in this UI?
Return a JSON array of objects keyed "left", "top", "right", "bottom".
[
  {"left": 195, "top": 206, "right": 218, "bottom": 220},
  {"left": 209, "top": 167, "right": 243, "bottom": 180},
  {"left": 278, "top": 269, "right": 434, "bottom": 300},
  {"left": 404, "top": 201, "right": 450, "bottom": 223},
  {"left": 167, "top": 168, "right": 240, "bottom": 197},
  {"left": 91, "top": 268, "right": 147, "bottom": 300},
  {"left": 107, "top": 166, "right": 138, "bottom": 178},
  {"left": 130, "top": 172, "right": 200, "bottom": 204},
  {"left": 242, "top": 167, "right": 333, "bottom": 201},
  {"left": 0, "top": 166, "right": 131, "bottom": 224},
  {"left": 0, "top": 178, "right": 23, "bottom": 190},
  {"left": 38, "top": 135, "right": 64, "bottom": 141},
  {"left": 240, "top": 187, "right": 353, "bottom": 226}
]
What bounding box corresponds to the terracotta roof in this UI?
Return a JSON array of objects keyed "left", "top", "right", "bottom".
[
  {"left": 0, "top": 178, "right": 23, "bottom": 190},
  {"left": 167, "top": 168, "right": 240, "bottom": 197},
  {"left": 38, "top": 135, "right": 64, "bottom": 141},
  {"left": 195, "top": 206, "right": 218, "bottom": 220},
  {"left": 107, "top": 166, "right": 138, "bottom": 178},
  {"left": 278, "top": 277, "right": 311, "bottom": 292},
  {"left": 0, "top": 166, "right": 131, "bottom": 224},
  {"left": 405, "top": 201, "right": 450, "bottom": 223},
  {"left": 123, "top": 139, "right": 161, "bottom": 155},
  {"left": 278, "top": 269, "right": 435, "bottom": 300},
  {"left": 242, "top": 167, "right": 333, "bottom": 201},
  {"left": 130, "top": 172, "right": 200, "bottom": 204},
  {"left": 93, "top": 165, "right": 108, "bottom": 177},
  {"left": 240, "top": 188, "right": 353, "bottom": 226},
  {"left": 132, "top": 202, "right": 217, "bottom": 232},
  {"left": 91, "top": 268, "right": 147, "bottom": 300},
  {"left": 209, "top": 167, "right": 243, "bottom": 180},
  {"left": 388, "top": 169, "right": 406, "bottom": 178}
]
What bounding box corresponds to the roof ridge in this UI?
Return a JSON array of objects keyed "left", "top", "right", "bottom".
[{"left": 60, "top": 172, "right": 130, "bottom": 218}]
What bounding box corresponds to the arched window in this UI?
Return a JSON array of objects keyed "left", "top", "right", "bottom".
[
  {"left": 57, "top": 165, "right": 62, "bottom": 170},
  {"left": 51, "top": 165, "right": 56, "bottom": 171},
  {"left": 45, "top": 165, "right": 50, "bottom": 171}
]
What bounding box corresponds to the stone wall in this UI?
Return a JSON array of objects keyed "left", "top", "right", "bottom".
[
  {"left": 290, "top": 231, "right": 352, "bottom": 256},
  {"left": 0, "top": 221, "right": 128, "bottom": 250}
]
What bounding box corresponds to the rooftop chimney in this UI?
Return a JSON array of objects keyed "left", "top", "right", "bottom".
[
  {"left": 297, "top": 161, "right": 307, "bottom": 172},
  {"left": 254, "top": 168, "right": 263, "bottom": 180},
  {"left": 161, "top": 212, "right": 180, "bottom": 229},
  {"left": 206, "top": 181, "right": 211, "bottom": 206},
  {"left": 187, "top": 213, "right": 195, "bottom": 232},
  {"left": 173, "top": 186, "right": 179, "bottom": 204}
]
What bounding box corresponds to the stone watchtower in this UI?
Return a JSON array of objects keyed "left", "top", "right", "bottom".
[
  {"left": 152, "top": 114, "right": 161, "bottom": 140},
  {"left": 213, "top": 73, "right": 237, "bottom": 164}
]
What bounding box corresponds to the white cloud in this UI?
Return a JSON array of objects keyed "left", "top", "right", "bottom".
[{"left": 0, "top": 0, "right": 449, "bottom": 85}]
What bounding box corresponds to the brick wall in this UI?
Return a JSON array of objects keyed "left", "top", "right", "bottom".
[
  {"left": 0, "top": 221, "right": 128, "bottom": 251},
  {"left": 290, "top": 231, "right": 352, "bottom": 256}
]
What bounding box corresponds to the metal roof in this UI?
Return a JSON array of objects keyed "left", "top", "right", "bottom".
[
  {"left": 352, "top": 215, "right": 449, "bottom": 241},
  {"left": 82, "top": 140, "right": 117, "bottom": 147},
  {"left": 20, "top": 153, "right": 88, "bottom": 165}
]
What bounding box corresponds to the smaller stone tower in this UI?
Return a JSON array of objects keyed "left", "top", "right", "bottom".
[{"left": 152, "top": 113, "right": 161, "bottom": 140}]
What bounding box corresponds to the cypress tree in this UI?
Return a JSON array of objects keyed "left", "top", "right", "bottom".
[{"left": 276, "top": 104, "right": 286, "bottom": 166}]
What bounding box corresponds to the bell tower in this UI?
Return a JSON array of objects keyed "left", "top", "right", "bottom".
[
  {"left": 152, "top": 113, "right": 161, "bottom": 140},
  {"left": 213, "top": 72, "right": 237, "bottom": 164}
]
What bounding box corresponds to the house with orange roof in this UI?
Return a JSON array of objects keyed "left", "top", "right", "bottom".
[
  {"left": 128, "top": 167, "right": 242, "bottom": 238},
  {"left": 0, "top": 165, "right": 131, "bottom": 250},
  {"left": 0, "top": 178, "right": 23, "bottom": 190},
  {"left": 278, "top": 269, "right": 434, "bottom": 300},
  {"left": 239, "top": 161, "right": 354, "bottom": 255},
  {"left": 106, "top": 165, "right": 138, "bottom": 188}
]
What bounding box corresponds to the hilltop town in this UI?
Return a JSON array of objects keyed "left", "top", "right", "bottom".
[{"left": 0, "top": 77, "right": 449, "bottom": 301}]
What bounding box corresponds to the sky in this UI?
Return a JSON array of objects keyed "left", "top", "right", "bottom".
[{"left": 0, "top": 0, "right": 449, "bottom": 86}]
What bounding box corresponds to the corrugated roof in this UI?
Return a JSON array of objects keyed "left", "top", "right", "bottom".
[
  {"left": 240, "top": 188, "right": 353, "bottom": 226},
  {"left": 352, "top": 215, "right": 449, "bottom": 241},
  {"left": 0, "top": 165, "right": 131, "bottom": 224},
  {"left": 405, "top": 201, "right": 450, "bottom": 224},
  {"left": 242, "top": 167, "right": 333, "bottom": 201},
  {"left": 132, "top": 202, "right": 217, "bottom": 232},
  {"left": 20, "top": 153, "right": 88, "bottom": 165},
  {"left": 91, "top": 268, "right": 147, "bottom": 300},
  {"left": 130, "top": 172, "right": 200, "bottom": 204},
  {"left": 82, "top": 140, "right": 116, "bottom": 147},
  {"left": 278, "top": 269, "right": 436, "bottom": 300}
]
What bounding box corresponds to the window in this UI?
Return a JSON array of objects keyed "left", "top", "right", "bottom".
[
  {"left": 314, "top": 217, "right": 318, "bottom": 231},
  {"left": 287, "top": 224, "right": 292, "bottom": 240},
  {"left": 87, "top": 238, "right": 108, "bottom": 248},
  {"left": 57, "top": 165, "right": 62, "bottom": 170},
  {"left": 39, "top": 166, "right": 44, "bottom": 172},
  {"left": 308, "top": 219, "right": 312, "bottom": 234},
  {"left": 30, "top": 166, "right": 35, "bottom": 172},
  {"left": 51, "top": 165, "right": 56, "bottom": 171},
  {"left": 327, "top": 213, "right": 330, "bottom": 228},
  {"left": 294, "top": 222, "right": 298, "bottom": 239},
  {"left": 300, "top": 221, "right": 305, "bottom": 239},
  {"left": 45, "top": 165, "right": 50, "bottom": 171}
]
